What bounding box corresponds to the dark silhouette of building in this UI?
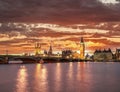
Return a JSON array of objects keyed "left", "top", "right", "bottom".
[
  {"left": 48, "top": 44, "right": 53, "bottom": 56},
  {"left": 62, "top": 50, "right": 72, "bottom": 58},
  {"left": 44, "top": 50, "right": 48, "bottom": 55}
]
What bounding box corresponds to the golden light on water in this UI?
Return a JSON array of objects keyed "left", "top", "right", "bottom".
[
  {"left": 55, "top": 63, "right": 62, "bottom": 92},
  {"left": 68, "top": 62, "right": 73, "bottom": 79},
  {"left": 34, "top": 64, "right": 48, "bottom": 92},
  {"left": 34, "top": 64, "right": 42, "bottom": 91},
  {"left": 16, "top": 66, "right": 28, "bottom": 92}
]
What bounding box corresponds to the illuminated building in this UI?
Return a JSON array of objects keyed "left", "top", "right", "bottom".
[
  {"left": 80, "top": 37, "right": 85, "bottom": 59},
  {"left": 72, "top": 51, "right": 80, "bottom": 59},
  {"left": 35, "top": 42, "right": 42, "bottom": 56},
  {"left": 93, "top": 48, "right": 113, "bottom": 61},
  {"left": 115, "top": 49, "right": 120, "bottom": 60}
]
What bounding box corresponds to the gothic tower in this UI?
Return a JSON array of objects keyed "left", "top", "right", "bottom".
[
  {"left": 48, "top": 43, "right": 53, "bottom": 56},
  {"left": 35, "top": 42, "right": 41, "bottom": 56},
  {"left": 80, "top": 37, "right": 85, "bottom": 59}
]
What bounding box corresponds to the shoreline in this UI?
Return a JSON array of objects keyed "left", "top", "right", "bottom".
[
  {"left": 0, "top": 55, "right": 120, "bottom": 64},
  {"left": 0, "top": 60, "right": 120, "bottom": 64}
]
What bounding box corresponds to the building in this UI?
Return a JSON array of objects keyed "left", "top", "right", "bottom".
[
  {"left": 93, "top": 48, "right": 113, "bottom": 61},
  {"left": 44, "top": 50, "right": 48, "bottom": 55},
  {"left": 72, "top": 51, "right": 80, "bottom": 59},
  {"left": 62, "top": 37, "right": 85, "bottom": 59},
  {"left": 62, "top": 50, "right": 72, "bottom": 59},
  {"left": 80, "top": 37, "right": 85, "bottom": 59},
  {"left": 85, "top": 53, "right": 91, "bottom": 60},
  {"left": 35, "top": 42, "right": 42, "bottom": 56},
  {"left": 48, "top": 44, "right": 53, "bottom": 56},
  {"left": 115, "top": 49, "right": 120, "bottom": 60}
]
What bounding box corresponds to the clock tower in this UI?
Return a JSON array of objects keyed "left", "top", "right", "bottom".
[{"left": 80, "top": 37, "right": 85, "bottom": 59}]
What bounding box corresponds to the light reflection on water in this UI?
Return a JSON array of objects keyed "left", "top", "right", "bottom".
[
  {"left": 34, "top": 64, "right": 48, "bottom": 92},
  {"left": 68, "top": 62, "right": 73, "bottom": 79},
  {"left": 0, "top": 62, "right": 120, "bottom": 92},
  {"left": 15, "top": 65, "right": 28, "bottom": 92},
  {"left": 55, "top": 63, "right": 61, "bottom": 92}
]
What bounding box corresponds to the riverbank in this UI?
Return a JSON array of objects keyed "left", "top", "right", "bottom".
[
  {"left": 0, "top": 55, "right": 119, "bottom": 64},
  {"left": 0, "top": 58, "right": 120, "bottom": 64}
]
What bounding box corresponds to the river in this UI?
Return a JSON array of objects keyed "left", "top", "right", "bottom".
[{"left": 0, "top": 62, "right": 120, "bottom": 92}]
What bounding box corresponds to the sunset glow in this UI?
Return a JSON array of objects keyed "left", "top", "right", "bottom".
[{"left": 0, "top": 0, "right": 120, "bottom": 54}]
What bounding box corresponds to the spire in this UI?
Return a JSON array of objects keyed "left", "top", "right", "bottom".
[
  {"left": 39, "top": 43, "right": 41, "bottom": 49},
  {"left": 49, "top": 45, "right": 52, "bottom": 51},
  {"left": 48, "top": 41, "right": 53, "bottom": 55},
  {"left": 80, "top": 37, "right": 84, "bottom": 43}
]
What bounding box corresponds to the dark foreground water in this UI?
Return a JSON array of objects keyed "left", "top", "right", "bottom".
[{"left": 0, "top": 62, "right": 120, "bottom": 92}]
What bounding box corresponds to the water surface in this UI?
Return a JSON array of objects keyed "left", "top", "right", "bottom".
[{"left": 0, "top": 62, "right": 120, "bottom": 92}]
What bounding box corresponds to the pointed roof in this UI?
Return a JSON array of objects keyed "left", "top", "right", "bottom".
[{"left": 80, "top": 37, "right": 84, "bottom": 43}]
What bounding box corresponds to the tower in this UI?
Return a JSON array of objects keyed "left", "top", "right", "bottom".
[
  {"left": 35, "top": 42, "right": 41, "bottom": 56},
  {"left": 80, "top": 37, "right": 85, "bottom": 59},
  {"left": 48, "top": 43, "right": 53, "bottom": 56}
]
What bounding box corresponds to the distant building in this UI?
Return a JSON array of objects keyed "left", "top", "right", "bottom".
[
  {"left": 72, "top": 51, "right": 80, "bottom": 59},
  {"left": 44, "top": 50, "right": 48, "bottom": 55},
  {"left": 115, "top": 49, "right": 120, "bottom": 60},
  {"left": 62, "top": 37, "right": 85, "bottom": 59},
  {"left": 35, "top": 42, "right": 42, "bottom": 56},
  {"left": 48, "top": 44, "right": 53, "bottom": 56},
  {"left": 93, "top": 48, "right": 113, "bottom": 61},
  {"left": 85, "top": 53, "right": 91, "bottom": 60},
  {"left": 62, "top": 50, "right": 72, "bottom": 59},
  {"left": 80, "top": 37, "right": 85, "bottom": 59}
]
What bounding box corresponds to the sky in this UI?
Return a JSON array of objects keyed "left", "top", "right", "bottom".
[{"left": 0, "top": 0, "right": 120, "bottom": 54}]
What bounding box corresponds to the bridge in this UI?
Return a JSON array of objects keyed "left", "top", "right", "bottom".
[{"left": 0, "top": 55, "right": 93, "bottom": 64}]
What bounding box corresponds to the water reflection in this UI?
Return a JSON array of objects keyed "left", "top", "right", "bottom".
[
  {"left": 34, "top": 64, "right": 48, "bottom": 92},
  {"left": 77, "top": 62, "right": 81, "bottom": 80},
  {"left": 68, "top": 62, "right": 73, "bottom": 79},
  {"left": 56, "top": 63, "right": 61, "bottom": 80},
  {"left": 77, "top": 62, "right": 92, "bottom": 92},
  {"left": 55, "top": 63, "right": 62, "bottom": 92},
  {"left": 15, "top": 65, "right": 28, "bottom": 92},
  {"left": 1, "top": 62, "right": 120, "bottom": 92},
  {"left": 80, "top": 62, "right": 85, "bottom": 80}
]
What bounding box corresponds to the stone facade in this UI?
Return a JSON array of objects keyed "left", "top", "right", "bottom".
[
  {"left": 80, "top": 37, "right": 85, "bottom": 59},
  {"left": 35, "top": 42, "right": 42, "bottom": 56},
  {"left": 94, "top": 49, "right": 113, "bottom": 61},
  {"left": 115, "top": 49, "right": 120, "bottom": 60}
]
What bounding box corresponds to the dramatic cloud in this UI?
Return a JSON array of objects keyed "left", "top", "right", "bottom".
[
  {"left": 0, "top": 22, "right": 119, "bottom": 54},
  {"left": 0, "top": 0, "right": 120, "bottom": 54},
  {"left": 98, "top": 0, "right": 120, "bottom": 4},
  {"left": 0, "top": 0, "right": 120, "bottom": 24}
]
